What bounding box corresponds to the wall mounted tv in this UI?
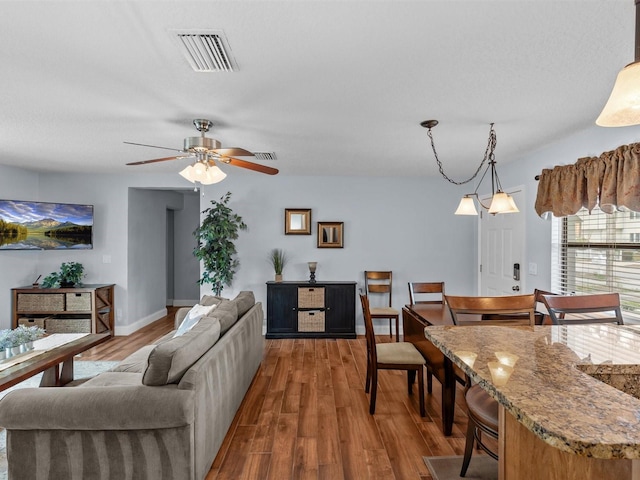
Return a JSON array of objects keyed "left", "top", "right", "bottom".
[{"left": 0, "top": 200, "right": 93, "bottom": 250}]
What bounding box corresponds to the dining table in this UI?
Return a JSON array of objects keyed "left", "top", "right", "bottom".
[{"left": 401, "top": 302, "right": 458, "bottom": 435}]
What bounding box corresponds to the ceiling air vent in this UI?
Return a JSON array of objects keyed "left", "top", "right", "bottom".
[
  {"left": 253, "top": 152, "right": 277, "bottom": 161},
  {"left": 171, "top": 30, "right": 236, "bottom": 72}
]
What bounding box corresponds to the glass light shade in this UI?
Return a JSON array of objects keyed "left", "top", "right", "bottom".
[
  {"left": 308, "top": 262, "right": 317, "bottom": 273},
  {"left": 179, "top": 164, "right": 196, "bottom": 182},
  {"left": 596, "top": 62, "right": 640, "bottom": 127},
  {"left": 488, "top": 191, "right": 519, "bottom": 214},
  {"left": 454, "top": 196, "right": 479, "bottom": 215},
  {"left": 193, "top": 161, "right": 206, "bottom": 176},
  {"left": 200, "top": 165, "right": 227, "bottom": 185}
]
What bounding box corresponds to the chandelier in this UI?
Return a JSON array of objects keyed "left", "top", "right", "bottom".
[
  {"left": 421, "top": 120, "right": 519, "bottom": 215},
  {"left": 596, "top": 1, "right": 640, "bottom": 126}
]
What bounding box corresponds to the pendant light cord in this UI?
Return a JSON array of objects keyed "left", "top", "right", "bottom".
[{"left": 426, "top": 123, "right": 497, "bottom": 186}]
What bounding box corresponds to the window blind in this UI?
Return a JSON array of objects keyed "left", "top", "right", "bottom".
[{"left": 552, "top": 208, "right": 640, "bottom": 324}]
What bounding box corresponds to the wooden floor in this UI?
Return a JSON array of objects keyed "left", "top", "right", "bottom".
[{"left": 81, "top": 308, "right": 474, "bottom": 480}]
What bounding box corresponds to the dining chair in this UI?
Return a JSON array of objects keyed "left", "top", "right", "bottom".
[
  {"left": 365, "top": 271, "right": 400, "bottom": 341},
  {"left": 533, "top": 288, "right": 556, "bottom": 325},
  {"left": 542, "top": 292, "right": 624, "bottom": 325},
  {"left": 408, "top": 281, "right": 445, "bottom": 305},
  {"left": 444, "top": 293, "right": 535, "bottom": 477},
  {"left": 359, "top": 294, "right": 425, "bottom": 416}
]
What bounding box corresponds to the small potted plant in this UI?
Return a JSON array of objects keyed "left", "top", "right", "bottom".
[
  {"left": 42, "top": 261, "right": 85, "bottom": 288},
  {"left": 268, "top": 248, "right": 288, "bottom": 282}
]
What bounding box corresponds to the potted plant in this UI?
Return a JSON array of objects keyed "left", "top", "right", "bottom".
[
  {"left": 42, "top": 262, "right": 85, "bottom": 288},
  {"left": 268, "top": 249, "right": 288, "bottom": 282},
  {"left": 193, "top": 192, "right": 247, "bottom": 296}
]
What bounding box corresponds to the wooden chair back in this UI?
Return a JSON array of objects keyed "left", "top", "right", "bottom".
[
  {"left": 444, "top": 294, "right": 536, "bottom": 326},
  {"left": 365, "top": 271, "right": 393, "bottom": 307},
  {"left": 533, "top": 289, "right": 556, "bottom": 325},
  {"left": 408, "top": 282, "right": 445, "bottom": 305},
  {"left": 359, "top": 293, "right": 377, "bottom": 365},
  {"left": 542, "top": 293, "right": 624, "bottom": 325}
]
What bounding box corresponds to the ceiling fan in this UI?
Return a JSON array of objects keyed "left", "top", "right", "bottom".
[{"left": 125, "top": 119, "right": 278, "bottom": 184}]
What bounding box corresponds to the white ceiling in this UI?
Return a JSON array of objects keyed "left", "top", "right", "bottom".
[{"left": 0, "top": 1, "right": 634, "bottom": 179}]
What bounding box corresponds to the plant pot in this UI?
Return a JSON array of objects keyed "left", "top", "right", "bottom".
[
  {"left": 275, "top": 274, "right": 283, "bottom": 282},
  {"left": 0, "top": 350, "right": 6, "bottom": 360},
  {"left": 9, "top": 346, "right": 21, "bottom": 357},
  {"left": 60, "top": 281, "right": 76, "bottom": 288}
]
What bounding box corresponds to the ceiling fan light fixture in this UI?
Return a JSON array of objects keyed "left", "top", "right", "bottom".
[
  {"left": 201, "top": 164, "right": 227, "bottom": 185},
  {"left": 179, "top": 164, "right": 197, "bottom": 183}
]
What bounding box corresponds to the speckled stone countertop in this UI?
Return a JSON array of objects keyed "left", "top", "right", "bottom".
[{"left": 423, "top": 324, "right": 640, "bottom": 459}]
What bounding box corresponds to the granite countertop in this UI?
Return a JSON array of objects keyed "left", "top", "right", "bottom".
[{"left": 423, "top": 324, "right": 640, "bottom": 459}]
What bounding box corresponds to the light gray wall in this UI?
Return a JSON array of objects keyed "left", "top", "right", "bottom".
[{"left": 172, "top": 192, "right": 200, "bottom": 306}]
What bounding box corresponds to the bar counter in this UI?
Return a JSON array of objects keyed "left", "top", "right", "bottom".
[{"left": 423, "top": 324, "right": 640, "bottom": 479}]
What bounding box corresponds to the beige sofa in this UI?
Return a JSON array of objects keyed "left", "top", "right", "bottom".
[{"left": 0, "top": 291, "right": 264, "bottom": 480}]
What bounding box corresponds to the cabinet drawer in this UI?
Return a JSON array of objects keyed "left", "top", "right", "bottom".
[
  {"left": 66, "top": 292, "right": 91, "bottom": 311},
  {"left": 17, "top": 293, "right": 64, "bottom": 312},
  {"left": 298, "top": 311, "right": 325, "bottom": 332},
  {"left": 298, "top": 287, "right": 325, "bottom": 308}
]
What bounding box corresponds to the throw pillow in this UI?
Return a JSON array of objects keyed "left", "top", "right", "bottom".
[{"left": 173, "top": 303, "right": 216, "bottom": 337}]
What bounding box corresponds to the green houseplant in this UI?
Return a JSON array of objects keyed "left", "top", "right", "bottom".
[
  {"left": 268, "top": 248, "right": 288, "bottom": 282},
  {"left": 193, "top": 192, "right": 247, "bottom": 296},
  {"left": 42, "top": 261, "right": 85, "bottom": 288}
]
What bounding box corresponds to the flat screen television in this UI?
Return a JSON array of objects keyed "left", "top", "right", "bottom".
[{"left": 0, "top": 200, "right": 93, "bottom": 250}]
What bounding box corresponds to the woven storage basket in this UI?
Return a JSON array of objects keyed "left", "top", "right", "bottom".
[
  {"left": 298, "top": 287, "right": 325, "bottom": 308},
  {"left": 18, "top": 317, "right": 46, "bottom": 329},
  {"left": 65, "top": 292, "right": 91, "bottom": 311},
  {"left": 17, "top": 293, "right": 64, "bottom": 312},
  {"left": 45, "top": 317, "right": 91, "bottom": 334},
  {"left": 298, "top": 311, "right": 325, "bottom": 332}
]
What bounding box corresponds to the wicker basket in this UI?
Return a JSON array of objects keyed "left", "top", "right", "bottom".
[
  {"left": 298, "top": 311, "right": 325, "bottom": 332},
  {"left": 18, "top": 317, "right": 47, "bottom": 329},
  {"left": 298, "top": 287, "right": 325, "bottom": 308},
  {"left": 45, "top": 317, "right": 91, "bottom": 333},
  {"left": 65, "top": 292, "right": 91, "bottom": 311},
  {"left": 17, "top": 293, "right": 64, "bottom": 312}
]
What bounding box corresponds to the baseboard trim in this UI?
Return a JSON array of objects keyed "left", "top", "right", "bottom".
[{"left": 114, "top": 308, "right": 167, "bottom": 336}]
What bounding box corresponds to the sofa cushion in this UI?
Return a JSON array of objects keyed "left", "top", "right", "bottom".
[
  {"left": 142, "top": 317, "right": 221, "bottom": 386},
  {"left": 174, "top": 303, "right": 216, "bottom": 337},
  {"left": 232, "top": 291, "right": 255, "bottom": 318},
  {"left": 110, "top": 344, "right": 156, "bottom": 373},
  {"left": 199, "top": 295, "right": 227, "bottom": 307},
  {"left": 212, "top": 299, "right": 238, "bottom": 335}
]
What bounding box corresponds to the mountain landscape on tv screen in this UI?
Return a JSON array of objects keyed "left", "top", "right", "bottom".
[{"left": 0, "top": 200, "right": 93, "bottom": 250}]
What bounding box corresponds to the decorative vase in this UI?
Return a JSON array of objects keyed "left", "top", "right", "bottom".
[
  {"left": 275, "top": 274, "right": 283, "bottom": 282},
  {"left": 10, "top": 346, "right": 20, "bottom": 357},
  {"left": 0, "top": 350, "right": 5, "bottom": 360}
]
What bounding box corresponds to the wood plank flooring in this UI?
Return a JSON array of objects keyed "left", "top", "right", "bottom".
[{"left": 81, "top": 308, "right": 476, "bottom": 479}]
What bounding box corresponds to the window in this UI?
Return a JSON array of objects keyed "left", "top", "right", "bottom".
[{"left": 552, "top": 208, "right": 640, "bottom": 323}]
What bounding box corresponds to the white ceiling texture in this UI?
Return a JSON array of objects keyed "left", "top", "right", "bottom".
[{"left": 0, "top": 1, "right": 634, "bottom": 179}]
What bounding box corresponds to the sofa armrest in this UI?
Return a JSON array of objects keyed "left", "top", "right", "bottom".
[
  {"left": 175, "top": 307, "right": 190, "bottom": 329},
  {"left": 0, "top": 386, "right": 194, "bottom": 430}
]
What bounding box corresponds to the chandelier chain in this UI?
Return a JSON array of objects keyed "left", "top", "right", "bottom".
[{"left": 427, "top": 123, "right": 497, "bottom": 186}]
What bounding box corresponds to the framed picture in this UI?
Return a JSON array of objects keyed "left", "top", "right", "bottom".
[
  {"left": 285, "top": 208, "right": 311, "bottom": 235},
  {"left": 317, "top": 222, "right": 344, "bottom": 248}
]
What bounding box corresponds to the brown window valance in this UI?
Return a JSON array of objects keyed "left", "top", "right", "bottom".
[{"left": 535, "top": 142, "right": 640, "bottom": 218}]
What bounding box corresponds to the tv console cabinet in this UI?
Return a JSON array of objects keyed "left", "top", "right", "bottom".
[
  {"left": 266, "top": 281, "right": 356, "bottom": 339},
  {"left": 12, "top": 284, "right": 115, "bottom": 337}
]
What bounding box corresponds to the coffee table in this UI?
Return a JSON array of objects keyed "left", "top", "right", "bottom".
[{"left": 0, "top": 333, "right": 110, "bottom": 391}]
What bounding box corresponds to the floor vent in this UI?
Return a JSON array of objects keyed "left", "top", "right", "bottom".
[
  {"left": 253, "top": 152, "right": 277, "bottom": 161},
  {"left": 171, "top": 30, "right": 236, "bottom": 72}
]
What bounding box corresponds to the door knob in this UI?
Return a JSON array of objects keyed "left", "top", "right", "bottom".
[{"left": 512, "top": 286, "right": 520, "bottom": 292}]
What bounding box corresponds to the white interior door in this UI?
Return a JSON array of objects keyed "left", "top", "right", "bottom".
[{"left": 480, "top": 188, "right": 525, "bottom": 296}]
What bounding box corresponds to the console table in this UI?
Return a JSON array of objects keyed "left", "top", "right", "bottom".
[
  {"left": 266, "top": 281, "right": 356, "bottom": 338},
  {"left": 12, "top": 284, "right": 115, "bottom": 337}
]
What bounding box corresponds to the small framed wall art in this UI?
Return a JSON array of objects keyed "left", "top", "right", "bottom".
[
  {"left": 317, "top": 222, "right": 344, "bottom": 248},
  {"left": 285, "top": 208, "right": 312, "bottom": 235}
]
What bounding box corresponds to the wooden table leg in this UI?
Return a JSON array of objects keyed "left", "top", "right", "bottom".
[
  {"left": 40, "top": 364, "right": 60, "bottom": 387},
  {"left": 59, "top": 357, "right": 75, "bottom": 385},
  {"left": 442, "top": 356, "right": 456, "bottom": 436}
]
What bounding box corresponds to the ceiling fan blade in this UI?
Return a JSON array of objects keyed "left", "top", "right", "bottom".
[
  {"left": 223, "top": 157, "right": 279, "bottom": 175},
  {"left": 126, "top": 155, "right": 191, "bottom": 166},
  {"left": 212, "top": 148, "right": 254, "bottom": 157},
  {"left": 124, "top": 141, "right": 183, "bottom": 153}
]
